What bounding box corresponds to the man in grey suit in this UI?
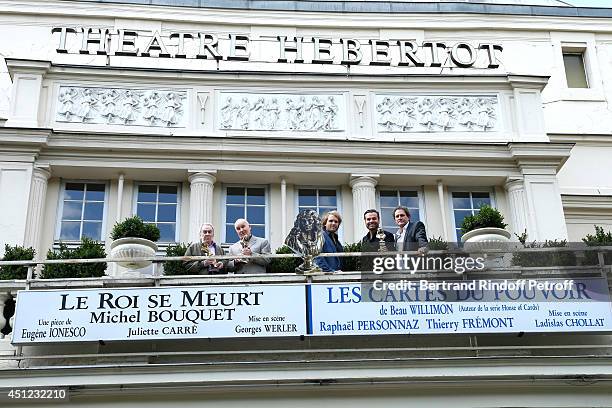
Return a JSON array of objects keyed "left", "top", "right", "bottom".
[
  {"left": 393, "top": 206, "right": 428, "bottom": 254},
  {"left": 226, "top": 218, "right": 271, "bottom": 274}
]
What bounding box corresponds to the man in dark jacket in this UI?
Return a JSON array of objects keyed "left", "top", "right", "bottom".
[
  {"left": 361, "top": 209, "right": 395, "bottom": 272},
  {"left": 184, "top": 223, "right": 225, "bottom": 274},
  {"left": 361, "top": 209, "right": 395, "bottom": 252},
  {"left": 393, "top": 206, "right": 428, "bottom": 254},
  {"left": 315, "top": 210, "right": 344, "bottom": 272}
]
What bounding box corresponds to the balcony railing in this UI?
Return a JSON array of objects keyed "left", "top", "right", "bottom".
[{"left": 1, "top": 246, "right": 611, "bottom": 371}]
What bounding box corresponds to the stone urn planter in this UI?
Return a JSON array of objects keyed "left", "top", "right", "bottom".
[
  {"left": 109, "top": 216, "right": 161, "bottom": 271},
  {"left": 459, "top": 206, "right": 511, "bottom": 268},
  {"left": 461, "top": 227, "right": 512, "bottom": 251},
  {"left": 109, "top": 237, "right": 158, "bottom": 269},
  {"left": 461, "top": 228, "right": 512, "bottom": 268}
]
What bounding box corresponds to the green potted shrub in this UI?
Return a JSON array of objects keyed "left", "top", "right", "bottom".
[
  {"left": 460, "top": 205, "right": 511, "bottom": 248},
  {"left": 423, "top": 237, "right": 448, "bottom": 271},
  {"left": 427, "top": 236, "right": 449, "bottom": 251},
  {"left": 41, "top": 238, "right": 106, "bottom": 279},
  {"left": 341, "top": 242, "right": 362, "bottom": 272},
  {"left": 109, "top": 216, "right": 160, "bottom": 269},
  {"left": 163, "top": 242, "right": 191, "bottom": 276},
  {"left": 512, "top": 231, "right": 577, "bottom": 267},
  {"left": 582, "top": 225, "right": 612, "bottom": 265},
  {"left": 269, "top": 245, "right": 301, "bottom": 274},
  {"left": 0, "top": 245, "right": 35, "bottom": 280}
]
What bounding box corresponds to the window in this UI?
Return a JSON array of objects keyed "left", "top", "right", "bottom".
[
  {"left": 224, "top": 186, "right": 266, "bottom": 243},
  {"left": 57, "top": 182, "right": 106, "bottom": 241},
  {"left": 451, "top": 191, "right": 492, "bottom": 241},
  {"left": 379, "top": 190, "right": 421, "bottom": 232},
  {"left": 563, "top": 52, "right": 588, "bottom": 88},
  {"left": 135, "top": 184, "right": 179, "bottom": 242},
  {"left": 553, "top": 35, "right": 603, "bottom": 101},
  {"left": 297, "top": 188, "right": 338, "bottom": 217}
]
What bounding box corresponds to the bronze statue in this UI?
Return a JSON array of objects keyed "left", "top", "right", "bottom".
[{"left": 285, "top": 209, "right": 325, "bottom": 274}]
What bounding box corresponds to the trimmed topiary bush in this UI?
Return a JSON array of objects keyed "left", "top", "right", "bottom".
[
  {"left": 110, "top": 215, "right": 160, "bottom": 242},
  {"left": 0, "top": 245, "right": 35, "bottom": 280},
  {"left": 41, "top": 238, "right": 106, "bottom": 279},
  {"left": 163, "top": 242, "right": 191, "bottom": 276},
  {"left": 341, "top": 241, "right": 362, "bottom": 272},
  {"left": 269, "top": 245, "right": 300, "bottom": 274},
  {"left": 460, "top": 205, "right": 508, "bottom": 235}
]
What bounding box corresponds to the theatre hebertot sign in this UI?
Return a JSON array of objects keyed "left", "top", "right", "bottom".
[
  {"left": 11, "top": 279, "right": 612, "bottom": 344},
  {"left": 51, "top": 26, "right": 503, "bottom": 69}
]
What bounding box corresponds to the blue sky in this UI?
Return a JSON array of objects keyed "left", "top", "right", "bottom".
[{"left": 567, "top": 0, "right": 612, "bottom": 6}]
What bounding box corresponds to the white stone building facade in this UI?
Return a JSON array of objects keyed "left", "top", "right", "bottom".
[
  {"left": 1, "top": 0, "right": 612, "bottom": 406},
  {"left": 1, "top": 0, "right": 611, "bottom": 258}
]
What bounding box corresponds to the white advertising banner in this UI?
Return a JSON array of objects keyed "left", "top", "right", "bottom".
[
  {"left": 309, "top": 279, "right": 612, "bottom": 335},
  {"left": 12, "top": 285, "right": 306, "bottom": 344}
]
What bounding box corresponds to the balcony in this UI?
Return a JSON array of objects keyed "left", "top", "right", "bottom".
[{"left": 0, "top": 246, "right": 611, "bottom": 395}]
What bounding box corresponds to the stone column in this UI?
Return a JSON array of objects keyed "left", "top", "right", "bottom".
[
  {"left": 350, "top": 175, "right": 378, "bottom": 242},
  {"left": 504, "top": 177, "right": 530, "bottom": 239},
  {"left": 23, "top": 167, "right": 51, "bottom": 252},
  {"left": 188, "top": 172, "right": 216, "bottom": 242}
]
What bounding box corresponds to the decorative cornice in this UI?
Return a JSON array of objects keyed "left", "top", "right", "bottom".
[
  {"left": 3, "top": 58, "right": 551, "bottom": 89},
  {"left": 508, "top": 142, "right": 574, "bottom": 173},
  {"left": 45, "top": 131, "right": 514, "bottom": 159},
  {"left": 507, "top": 75, "right": 550, "bottom": 91},
  {"left": 0, "top": 127, "right": 580, "bottom": 177},
  {"left": 3, "top": 59, "right": 51, "bottom": 81},
  {"left": 0, "top": 128, "right": 50, "bottom": 156},
  {"left": 562, "top": 194, "right": 612, "bottom": 210},
  {"left": 549, "top": 134, "right": 612, "bottom": 145}
]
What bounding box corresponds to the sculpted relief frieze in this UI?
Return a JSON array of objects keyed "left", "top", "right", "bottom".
[
  {"left": 55, "top": 86, "right": 187, "bottom": 127},
  {"left": 218, "top": 93, "right": 344, "bottom": 132},
  {"left": 375, "top": 95, "right": 499, "bottom": 133}
]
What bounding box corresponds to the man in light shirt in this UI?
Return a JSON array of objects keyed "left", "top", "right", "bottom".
[
  {"left": 226, "top": 218, "right": 271, "bottom": 274},
  {"left": 393, "top": 206, "right": 428, "bottom": 255}
]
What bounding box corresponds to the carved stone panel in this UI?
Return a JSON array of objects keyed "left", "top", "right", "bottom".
[
  {"left": 375, "top": 95, "right": 499, "bottom": 133},
  {"left": 55, "top": 86, "right": 187, "bottom": 127},
  {"left": 218, "top": 93, "right": 344, "bottom": 132}
]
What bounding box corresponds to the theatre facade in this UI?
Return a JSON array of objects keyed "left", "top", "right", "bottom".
[
  {"left": 4, "top": 0, "right": 612, "bottom": 258},
  {"left": 1, "top": 0, "right": 612, "bottom": 406}
]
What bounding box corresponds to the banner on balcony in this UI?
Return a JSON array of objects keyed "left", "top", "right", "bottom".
[
  {"left": 309, "top": 278, "right": 612, "bottom": 335},
  {"left": 12, "top": 284, "right": 306, "bottom": 344}
]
